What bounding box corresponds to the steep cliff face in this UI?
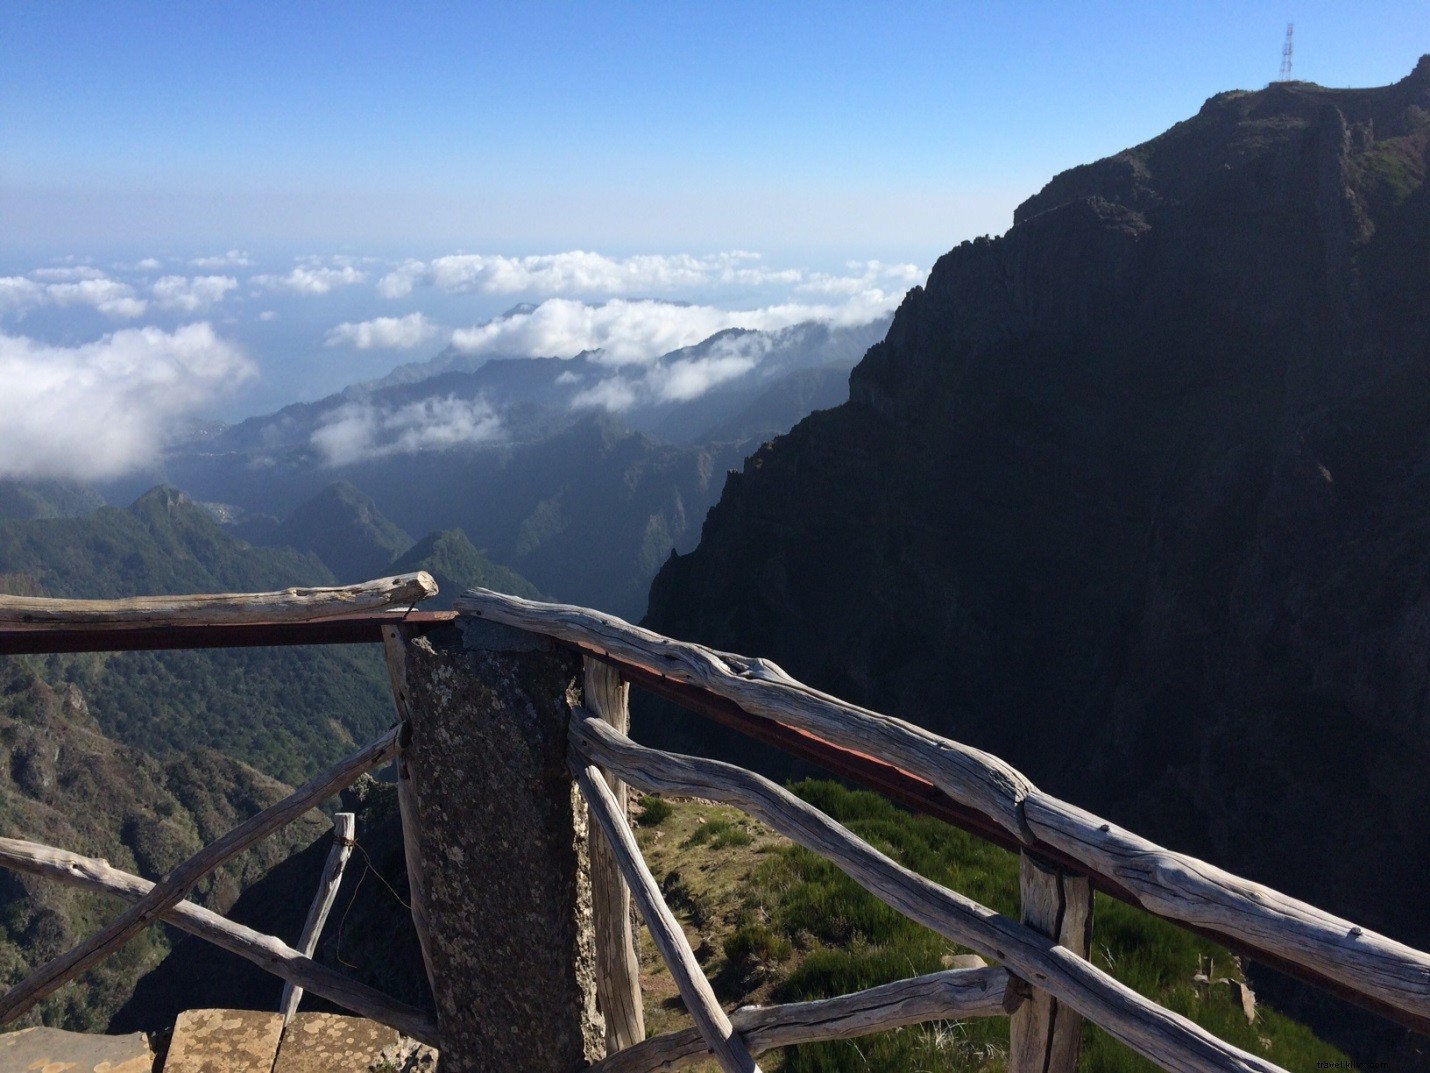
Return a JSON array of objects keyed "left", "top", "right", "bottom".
[{"left": 646, "top": 59, "right": 1430, "bottom": 1036}]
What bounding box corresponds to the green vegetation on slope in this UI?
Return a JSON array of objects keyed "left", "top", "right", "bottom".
[
  {"left": 0, "top": 487, "right": 393, "bottom": 781},
  {"left": 0, "top": 660, "right": 325, "bottom": 1033},
  {"left": 269, "top": 480, "right": 415, "bottom": 583},
  {"left": 389, "top": 527, "right": 543, "bottom": 610},
  {"left": 635, "top": 783, "right": 1348, "bottom": 1072}
]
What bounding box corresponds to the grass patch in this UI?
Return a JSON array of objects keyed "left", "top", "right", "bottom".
[
  {"left": 633, "top": 783, "right": 1350, "bottom": 1072},
  {"left": 636, "top": 794, "right": 673, "bottom": 826},
  {"left": 684, "top": 816, "right": 754, "bottom": 850}
]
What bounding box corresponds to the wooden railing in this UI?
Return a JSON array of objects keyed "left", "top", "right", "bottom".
[
  {"left": 0, "top": 578, "right": 1426, "bottom": 1073},
  {"left": 0, "top": 575, "right": 442, "bottom": 1045}
]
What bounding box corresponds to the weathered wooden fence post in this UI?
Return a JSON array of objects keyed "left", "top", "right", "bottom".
[
  {"left": 279, "top": 811, "right": 356, "bottom": 1022},
  {"left": 385, "top": 618, "right": 602, "bottom": 1073},
  {"left": 1009, "top": 852, "right": 1094, "bottom": 1073},
  {"left": 584, "top": 657, "right": 646, "bottom": 1053}
]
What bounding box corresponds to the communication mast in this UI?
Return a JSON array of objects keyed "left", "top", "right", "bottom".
[{"left": 1279, "top": 23, "right": 1294, "bottom": 81}]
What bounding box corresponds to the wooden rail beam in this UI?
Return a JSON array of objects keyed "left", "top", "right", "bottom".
[
  {"left": 571, "top": 712, "right": 1292, "bottom": 1073},
  {"left": 279, "top": 812, "right": 357, "bottom": 1023},
  {"left": 455, "top": 589, "right": 1430, "bottom": 1036},
  {"left": 0, "top": 726, "right": 399, "bottom": 1025},
  {"left": 0, "top": 837, "right": 436, "bottom": 1045},
  {"left": 0, "top": 573, "right": 437, "bottom": 630},
  {"left": 587, "top": 966, "right": 1013, "bottom": 1073},
  {"left": 381, "top": 625, "right": 439, "bottom": 1000},
  {"left": 1010, "top": 853, "right": 1094, "bottom": 1073},
  {"left": 584, "top": 657, "right": 645, "bottom": 1054},
  {"left": 576, "top": 762, "right": 762, "bottom": 1073}
]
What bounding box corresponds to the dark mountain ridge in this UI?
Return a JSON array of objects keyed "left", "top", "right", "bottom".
[{"left": 645, "top": 61, "right": 1430, "bottom": 1063}]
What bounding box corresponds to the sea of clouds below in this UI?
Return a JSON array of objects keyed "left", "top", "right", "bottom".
[{"left": 0, "top": 249, "right": 922, "bottom": 482}]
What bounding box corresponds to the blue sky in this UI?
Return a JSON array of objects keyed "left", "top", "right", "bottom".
[
  {"left": 7, "top": 2, "right": 1425, "bottom": 257},
  {"left": 0, "top": 2, "right": 1425, "bottom": 479}
]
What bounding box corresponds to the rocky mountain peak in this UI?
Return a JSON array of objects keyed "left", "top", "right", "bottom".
[{"left": 644, "top": 62, "right": 1430, "bottom": 1063}]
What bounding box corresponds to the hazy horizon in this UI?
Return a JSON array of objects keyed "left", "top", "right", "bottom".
[{"left": 3, "top": 3, "right": 1425, "bottom": 481}]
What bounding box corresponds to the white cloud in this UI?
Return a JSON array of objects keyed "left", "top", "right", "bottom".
[
  {"left": 564, "top": 346, "right": 763, "bottom": 411},
  {"left": 377, "top": 249, "right": 808, "bottom": 298},
  {"left": 45, "top": 279, "right": 147, "bottom": 317},
  {"left": 652, "top": 353, "right": 760, "bottom": 402},
  {"left": 376, "top": 259, "right": 426, "bottom": 298},
  {"left": 0, "top": 272, "right": 148, "bottom": 318},
  {"left": 797, "top": 260, "right": 924, "bottom": 296},
  {"left": 571, "top": 378, "right": 639, "bottom": 412},
  {"left": 191, "top": 249, "right": 253, "bottom": 268},
  {"left": 0, "top": 277, "right": 43, "bottom": 309},
  {"left": 253, "top": 264, "right": 366, "bottom": 295},
  {"left": 258, "top": 310, "right": 278, "bottom": 321},
  {"left": 450, "top": 294, "right": 900, "bottom": 367},
  {"left": 134, "top": 257, "right": 163, "bottom": 271},
  {"left": 0, "top": 323, "right": 255, "bottom": 480},
  {"left": 32, "top": 266, "right": 107, "bottom": 282},
  {"left": 310, "top": 395, "right": 502, "bottom": 466},
  {"left": 152, "top": 274, "right": 238, "bottom": 311},
  {"left": 325, "top": 312, "right": 438, "bottom": 350}
]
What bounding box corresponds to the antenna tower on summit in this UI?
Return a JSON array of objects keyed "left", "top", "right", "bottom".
[{"left": 1279, "top": 23, "right": 1294, "bottom": 81}]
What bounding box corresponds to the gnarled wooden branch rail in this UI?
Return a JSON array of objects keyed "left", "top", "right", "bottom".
[
  {"left": 571, "top": 712, "right": 1290, "bottom": 1073},
  {"left": 280, "top": 811, "right": 357, "bottom": 1023},
  {"left": 6, "top": 578, "right": 1426, "bottom": 1073},
  {"left": 0, "top": 572, "right": 437, "bottom": 630},
  {"left": 0, "top": 726, "right": 400, "bottom": 1025},
  {"left": 0, "top": 837, "right": 437, "bottom": 1045},
  {"left": 458, "top": 588, "right": 1430, "bottom": 1030},
  {"left": 587, "top": 966, "right": 1013, "bottom": 1073}
]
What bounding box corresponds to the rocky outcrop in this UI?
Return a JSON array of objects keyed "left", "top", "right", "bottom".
[{"left": 645, "top": 61, "right": 1430, "bottom": 1061}]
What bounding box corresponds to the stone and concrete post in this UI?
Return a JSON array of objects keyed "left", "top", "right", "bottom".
[{"left": 385, "top": 618, "right": 601, "bottom": 1072}]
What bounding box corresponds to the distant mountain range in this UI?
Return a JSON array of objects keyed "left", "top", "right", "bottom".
[
  {"left": 69, "top": 315, "right": 889, "bottom": 618},
  {"left": 4, "top": 60, "right": 1427, "bottom": 1065},
  {"left": 645, "top": 59, "right": 1430, "bottom": 1067}
]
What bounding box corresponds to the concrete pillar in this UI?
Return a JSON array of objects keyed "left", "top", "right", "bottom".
[{"left": 390, "top": 620, "right": 601, "bottom": 1072}]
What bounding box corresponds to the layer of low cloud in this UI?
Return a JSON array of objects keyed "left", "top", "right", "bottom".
[
  {"left": 191, "top": 250, "right": 253, "bottom": 268},
  {"left": 0, "top": 267, "right": 246, "bottom": 319},
  {"left": 570, "top": 352, "right": 758, "bottom": 411},
  {"left": 567, "top": 329, "right": 778, "bottom": 411},
  {"left": 0, "top": 323, "right": 255, "bottom": 480},
  {"left": 375, "top": 250, "right": 922, "bottom": 304},
  {"left": 378, "top": 250, "right": 802, "bottom": 299},
  {"left": 451, "top": 293, "right": 900, "bottom": 366},
  {"left": 152, "top": 275, "right": 239, "bottom": 312},
  {"left": 311, "top": 395, "right": 502, "bottom": 466},
  {"left": 0, "top": 273, "right": 148, "bottom": 318},
  {"left": 325, "top": 312, "right": 438, "bottom": 350},
  {"left": 253, "top": 263, "right": 366, "bottom": 295},
  {"left": 797, "top": 259, "right": 924, "bottom": 295}
]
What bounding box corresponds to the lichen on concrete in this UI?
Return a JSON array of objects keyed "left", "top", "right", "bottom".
[{"left": 398, "top": 625, "right": 601, "bottom": 1072}]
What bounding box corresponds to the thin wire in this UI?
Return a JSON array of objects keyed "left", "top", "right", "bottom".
[
  {"left": 333, "top": 837, "right": 412, "bottom": 969},
  {"left": 352, "top": 841, "right": 411, "bottom": 911},
  {"left": 334, "top": 866, "right": 368, "bottom": 969}
]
